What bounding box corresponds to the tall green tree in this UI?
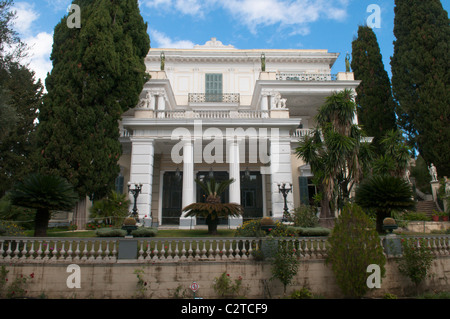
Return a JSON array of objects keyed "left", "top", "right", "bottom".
[
  {"left": 37, "top": 0, "right": 150, "bottom": 201},
  {"left": 391, "top": 0, "right": 450, "bottom": 176},
  {"left": 351, "top": 25, "right": 397, "bottom": 154},
  {"left": 0, "top": 1, "right": 43, "bottom": 196},
  {"left": 295, "top": 89, "right": 374, "bottom": 223},
  {"left": 0, "top": 63, "right": 43, "bottom": 196}
]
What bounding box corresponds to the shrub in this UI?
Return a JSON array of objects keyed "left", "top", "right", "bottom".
[
  {"left": 397, "top": 237, "right": 435, "bottom": 288},
  {"left": 89, "top": 191, "right": 130, "bottom": 227},
  {"left": 95, "top": 228, "right": 127, "bottom": 237},
  {"left": 132, "top": 227, "right": 158, "bottom": 237},
  {"left": 234, "top": 219, "right": 266, "bottom": 237},
  {"left": 403, "top": 211, "right": 431, "bottom": 221},
  {"left": 270, "top": 240, "right": 300, "bottom": 294},
  {"left": 288, "top": 226, "right": 331, "bottom": 237},
  {"left": 212, "top": 272, "right": 244, "bottom": 298},
  {"left": 290, "top": 287, "right": 313, "bottom": 299},
  {"left": 291, "top": 205, "right": 319, "bottom": 228},
  {"left": 0, "top": 221, "right": 26, "bottom": 236},
  {"left": 326, "top": 203, "right": 386, "bottom": 298}
]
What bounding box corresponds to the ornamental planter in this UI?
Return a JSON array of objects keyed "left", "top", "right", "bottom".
[
  {"left": 432, "top": 215, "right": 439, "bottom": 222},
  {"left": 121, "top": 225, "right": 138, "bottom": 237},
  {"left": 442, "top": 216, "right": 449, "bottom": 222}
]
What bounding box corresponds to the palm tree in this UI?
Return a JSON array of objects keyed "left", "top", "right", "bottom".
[
  {"left": 9, "top": 173, "right": 79, "bottom": 236},
  {"left": 181, "top": 178, "right": 244, "bottom": 235},
  {"left": 355, "top": 174, "right": 416, "bottom": 233},
  {"left": 296, "top": 89, "right": 374, "bottom": 225}
]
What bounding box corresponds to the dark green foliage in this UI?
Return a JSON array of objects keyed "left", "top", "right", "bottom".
[
  {"left": 326, "top": 204, "right": 386, "bottom": 298},
  {"left": 8, "top": 173, "right": 79, "bottom": 236},
  {"left": 270, "top": 239, "right": 300, "bottom": 293},
  {"left": 410, "top": 155, "right": 431, "bottom": 194},
  {"left": 391, "top": 0, "right": 450, "bottom": 176},
  {"left": 371, "top": 129, "right": 412, "bottom": 178},
  {"left": 37, "top": 0, "right": 150, "bottom": 200},
  {"left": 397, "top": 237, "right": 435, "bottom": 288},
  {"left": 287, "top": 227, "right": 331, "bottom": 237},
  {"left": 296, "top": 90, "right": 374, "bottom": 220},
  {"left": 0, "top": 63, "right": 43, "bottom": 196},
  {"left": 291, "top": 205, "right": 319, "bottom": 228},
  {"left": 89, "top": 191, "right": 131, "bottom": 227},
  {"left": 355, "top": 175, "right": 416, "bottom": 233},
  {"left": 351, "top": 25, "right": 397, "bottom": 154}
]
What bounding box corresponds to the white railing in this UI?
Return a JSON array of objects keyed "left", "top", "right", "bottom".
[
  {"left": 152, "top": 110, "right": 271, "bottom": 119},
  {"left": 237, "top": 110, "right": 269, "bottom": 119},
  {"left": 154, "top": 110, "right": 186, "bottom": 119},
  {"left": 292, "top": 129, "right": 313, "bottom": 138},
  {"left": 276, "top": 73, "right": 337, "bottom": 81},
  {"left": 194, "top": 110, "right": 231, "bottom": 119},
  {"left": 1, "top": 235, "right": 448, "bottom": 263}
]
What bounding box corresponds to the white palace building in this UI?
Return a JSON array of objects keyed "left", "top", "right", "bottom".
[{"left": 117, "top": 38, "right": 360, "bottom": 229}]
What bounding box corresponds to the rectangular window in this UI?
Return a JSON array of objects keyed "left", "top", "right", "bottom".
[{"left": 205, "top": 73, "right": 223, "bottom": 102}]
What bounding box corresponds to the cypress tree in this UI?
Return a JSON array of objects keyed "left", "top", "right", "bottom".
[
  {"left": 351, "top": 25, "right": 397, "bottom": 154},
  {"left": 391, "top": 0, "right": 450, "bottom": 176},
  {"left": 37, "top": 0, "right": 150, "bottom": 200}
]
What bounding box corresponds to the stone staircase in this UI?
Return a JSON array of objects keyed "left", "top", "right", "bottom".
[{"left": 416, "top": 200, "right": 439, "bottom": 217}]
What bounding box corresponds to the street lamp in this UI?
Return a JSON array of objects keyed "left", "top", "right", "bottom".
[
  {"left": 128, "top": 182, "right": 143, "bottom": 221},
  {"left": 278, "top": 182, "right": 292, "bottom": 222}
]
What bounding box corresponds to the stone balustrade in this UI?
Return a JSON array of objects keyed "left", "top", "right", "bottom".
[
  {"left": 276, "top": 73, "right": 337, "bottom": 81},
  {"left": 1, "top": 235, "right": 449, "bottom": 264},
  {"left": 149, "top": 110, "right": 270, "bottom": 119}
]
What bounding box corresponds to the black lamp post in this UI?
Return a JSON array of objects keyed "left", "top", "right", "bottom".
[
  {"left": 278, "top": 182, "right": 292, "bottom": 222},
  {"left": 128, "top": 182, "right": 143, "bottom": 221}
]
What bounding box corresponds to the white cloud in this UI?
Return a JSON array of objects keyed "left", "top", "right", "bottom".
[
  {"left": 150, "top": 29, "right": 195, "bottom": 48},
  {"left": 12, "top": 2, "right": 40, "bottom": 36},
  {"left": 141, "top": 0, "right": 350, "bottom": 35},
  {"left": 221, "top": 0, "right": 349, "bottom": 35},
  {"left": 23, "top": 32, "right": 54, "bottom": 87}
]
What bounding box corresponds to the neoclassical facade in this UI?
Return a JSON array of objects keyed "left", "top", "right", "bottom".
[{"left": 118, "top": 38, "right": 360, "bottom": 228}]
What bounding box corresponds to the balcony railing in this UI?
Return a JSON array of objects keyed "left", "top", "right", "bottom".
[
  {"left": 153, "top": 110, "right": 270, "bottom": 119},
  {"left": 188, "top": 93, "right": 240, "bottom": 104},
  {"left": 276, "top": 73, "right": 337, "bottom": 81},
  {"left": 292, "top": 128, "right": 313, "bottom": 138},
  {"left": 1, "top": 235, "right": 449, "bottom": 263}
]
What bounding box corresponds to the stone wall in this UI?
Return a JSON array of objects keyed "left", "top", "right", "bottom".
[{"left": 2, "top": 256, "right": 449, "bottom": 299}]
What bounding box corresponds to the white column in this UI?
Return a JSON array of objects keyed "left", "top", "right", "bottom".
[
  {"left": 228, "top": 139, "right": 243, "bottom": 228},
  {"left": 260, "top": 93, "right": 269, "bottom": 118},
  {"left": 270, "top": 138, "right": 294, "bottom": 221},
  {"left": 157, "top": 94, "right": 166, "bottom": 118},
  {"left": 180, "top": 139, "right": 195, "bottom": 229},
  {"left": 129, "top": 139, "right": 155, "bottom": 223}
]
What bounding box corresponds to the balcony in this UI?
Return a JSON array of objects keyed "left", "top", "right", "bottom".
[{"left": 188, "top": 93, "right": 240, "bottom": 104}]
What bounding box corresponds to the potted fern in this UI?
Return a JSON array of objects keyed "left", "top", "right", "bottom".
[{"left": 181, "top": 178, "right": 244, "bottom": 235}]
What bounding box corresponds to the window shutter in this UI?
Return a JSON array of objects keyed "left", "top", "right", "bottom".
[
  {"left": 298, "top": 176, "right": 309, "bottom": 205},
  {"left": 205, "top": 73, "right": 223, "bottom": 102}
]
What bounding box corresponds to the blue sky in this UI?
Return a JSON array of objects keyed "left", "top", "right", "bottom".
[{"left": 10, "top": 0, "right": 450, "bottom": 86}]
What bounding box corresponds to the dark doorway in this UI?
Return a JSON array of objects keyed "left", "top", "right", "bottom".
[
  {"left": 161, "top": 171, "right": 183, "bottom": 225},
  {"left": 241, "top": 171, "right": 263, "bottom": 221}
]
